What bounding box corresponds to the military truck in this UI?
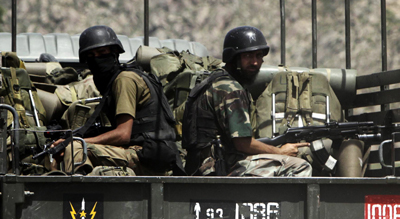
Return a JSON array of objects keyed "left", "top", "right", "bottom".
[{"left": 1, "top": 1, "right": 400, "bottom": 218}]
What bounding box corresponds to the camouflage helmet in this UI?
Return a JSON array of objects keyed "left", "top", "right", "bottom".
[
  {"left": 222, "top": 26, "right": 270, "bottom": 63},
  {"left": 78, "top": 25, "right": 125, "bottom": 63}
]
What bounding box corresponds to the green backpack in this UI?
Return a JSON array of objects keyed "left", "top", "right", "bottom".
[
  {"left": 0, "top": 67, "right": 48, "bottom": 163},
  {"left": 255, "top": 70, "right": 344, "bottom": 139},
  {"left": 148, "top": 47, "right": 223, "bottom": 139},
  {"left": 150, "top": 48, "right": 223, "bottom": 106},
  {"left": 254, "top": 70, "right": 346, "bottom": 174}
]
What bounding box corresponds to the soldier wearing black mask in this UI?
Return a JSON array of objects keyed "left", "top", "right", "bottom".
[
  {"left": 78, "top": 26, "right": 124, "bottom": 95},
  {"left": 51, "top": 25, "right": 183, "bottom": 176}
]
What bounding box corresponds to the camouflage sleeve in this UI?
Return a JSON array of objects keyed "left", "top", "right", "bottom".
[{"left": 208, "top": 78, "right": 253, "bottom": 139}]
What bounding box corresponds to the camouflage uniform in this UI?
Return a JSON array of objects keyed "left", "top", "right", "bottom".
[{"left": 194, "top": 71, "right": 311, "bottom": 177}]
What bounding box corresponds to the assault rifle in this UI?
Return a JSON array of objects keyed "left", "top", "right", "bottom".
[
  {"left": 32, "top": 97, "right": 104, "bottom": 160},
  {"left": 257, "top": 121, "right": 384, "bottom": 172},
  {"left": 257, "top": 121, "right": 382, "bottom": 146},
  {"left": 32, "top": 128, "right": 88, "bottom": 174},
  {"left": 257, "top": 121, "right": 400, "bottom": 173},
  {"left": 32, "top": 124, "right": 113, "bottom": 160},
  {"left": 32, "top": 129, "right": 73, "bottom": 159}
]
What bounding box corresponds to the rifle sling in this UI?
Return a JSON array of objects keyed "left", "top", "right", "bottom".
[{"left": 73, "top": 69, "right": 122, "bottom": 137}]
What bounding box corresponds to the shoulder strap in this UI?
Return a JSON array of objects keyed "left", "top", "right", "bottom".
[
  {"left": 283, "top": 71, "right": 299, "bottom": 127},
  {"left": 9, "top": 67, "right": 29, "bottom": 127},
  {"left": 298, "top": 72, "right": 313, "bottom": 125},
  {"left": 69, "top": 85, "right": 78, "bottom": 103},
  {"left": 281, "top": 71, "right": 313, "bottom": 128},
  {"left": 134, "top": 69, "right": 176, "bottom": 124},
  {"left": 188, "top": 69, "right": 228, "bottom": 99}
]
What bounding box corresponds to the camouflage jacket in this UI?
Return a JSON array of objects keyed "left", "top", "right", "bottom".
[{"left": 196, "top": 69, "right": 255, "bottom": 168}]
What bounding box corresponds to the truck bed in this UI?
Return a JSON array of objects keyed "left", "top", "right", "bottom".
[{"left": 2, "top": 175, "right": 399, "bottom": 219}]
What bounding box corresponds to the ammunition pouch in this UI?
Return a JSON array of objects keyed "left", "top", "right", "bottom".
[
  {"left": 296, "top": 138, "right": 337, "bottom": 176},
  {"left": 188, "top": 139, "right": 227, "bottom": 176}
]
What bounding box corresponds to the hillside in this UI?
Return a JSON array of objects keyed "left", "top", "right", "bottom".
[{"left": 1, "top": 0, "right": 400, "bottom": 75}]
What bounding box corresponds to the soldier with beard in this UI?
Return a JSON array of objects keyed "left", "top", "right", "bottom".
[
  {"left": 51, "top": 25, "right": 183, "bottom": 176},
  {"left": 182, "top": 26, "right": 312, "bottom": 177}
]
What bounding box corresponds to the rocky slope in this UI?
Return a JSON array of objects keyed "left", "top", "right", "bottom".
[{"left": 1, "top": 0, "right": 400, "bottom": 75}]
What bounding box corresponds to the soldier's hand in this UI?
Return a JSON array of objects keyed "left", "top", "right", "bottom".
[
  {"left": 50, "top": 139, "right": 66, "bottom": 162},
  {"left": 51, "top": 139, "right": 65, "bottom": 148},
  {"left": 279, "top": 142, "right": 310, "bottom": 157}
]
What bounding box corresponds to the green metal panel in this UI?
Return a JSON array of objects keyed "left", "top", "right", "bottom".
[{"left": 2, "top": 176, "right": 400, "bottom": 219}]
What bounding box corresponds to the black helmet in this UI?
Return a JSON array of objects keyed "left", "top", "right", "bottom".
[
  {"left": 222, "top": 26, "right": 270, "bottom": 63},
  {"left": 79, "top": 25, "right": 125, "bottom": 63}
]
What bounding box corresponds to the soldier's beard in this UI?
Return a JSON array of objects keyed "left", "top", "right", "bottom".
[{"left": 234, "top": 67, "right": 259, "bottom": 86}]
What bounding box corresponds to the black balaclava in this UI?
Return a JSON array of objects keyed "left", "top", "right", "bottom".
[{"left": 86, "top": 53, "right": 120, "bottom": 95}]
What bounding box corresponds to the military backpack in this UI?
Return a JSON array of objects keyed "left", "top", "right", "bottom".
[
  {"left": 146, "top": 47, "right": 223, "bottom": 139},
  {"left": 0, "top": 52, "right": 51, "bottom": 173},
  {"left": 255, "top": 70, "right": 345, "bottom": 138},
  {"left": 0, "top": 67, "right": 48, "bottom": 168}
]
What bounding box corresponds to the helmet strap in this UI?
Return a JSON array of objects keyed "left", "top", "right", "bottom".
[
  {"left": 235, "top": 56, "right": 242, "bottom": 72},
  {"left": 225, "top": 57, "right": 243, "bottom": 84}
]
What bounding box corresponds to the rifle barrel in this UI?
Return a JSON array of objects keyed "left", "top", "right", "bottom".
[{"left": 256, "top": 121, "right": 379, "bottom": 146}]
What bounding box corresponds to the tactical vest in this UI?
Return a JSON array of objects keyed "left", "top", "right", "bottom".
[
  {"left": 255, "top": 71, "right": 344, "bottom": 139},
  {"left": 182, "top": 70, "right": 228, "bottom": 150},
  {"left": 106, "top": 68, "right": 184, "bottom": 174},
  {"left": 105, "top": 69, "right": 177, "bottom": 145}
]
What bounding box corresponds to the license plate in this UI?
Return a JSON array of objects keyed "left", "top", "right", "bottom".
[{"left": 191, "top": 201, "right": 280, "bottom": 219}]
